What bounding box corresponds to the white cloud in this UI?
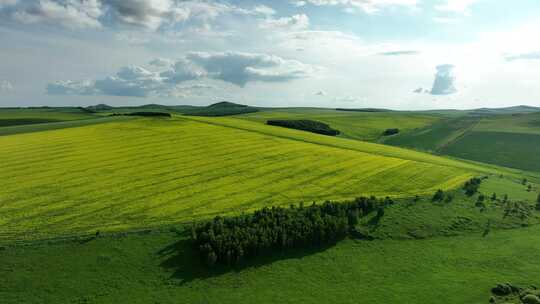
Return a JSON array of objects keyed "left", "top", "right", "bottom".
[
  {"left": 0, "top": 80, "right": 14, "bottom": 91},
  {"left": 48, "top": 51, "right": 314, "bottom": 97},
  {"left": 186, "top": 51, "right": 313, "bottom": 86},
  {"left": 435, "top": 0, "right": 479, "bottom": 14},
  {"left": 0, "top": 0, "right": 17, "bottom": 8},
  {"left": 47, "top": 80, "right": 97, "bottom": 95},
  {"left": 5, "top": 0, "right": 264, "bottom": 31},
  {"left": 296, "top": 0, "right": 418, "bottom": 14},
  {"left": 149, "top": 57, "right": 174, "bottom": 67},
  {"left": 505, "top": 52, "right": 540, "bottom": 62},
  {"left": 160, "top": 58, "right": 207, "bottom": 83},
  {"left": 13, "top": 0, "right": 103, "bottom": 29},
  {"left": 253, "top": 5, "right": 275, "bottom": 16},
  {"left": 259, "top": 14, "right": 310, "bottom": 31},
  {"left": 430, "top": 64, "right": 457, "bottom": 95}
]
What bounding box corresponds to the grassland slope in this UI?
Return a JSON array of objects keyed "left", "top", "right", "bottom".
[{"left": 0, "top": 116, "right": 485, "bottom": 242}]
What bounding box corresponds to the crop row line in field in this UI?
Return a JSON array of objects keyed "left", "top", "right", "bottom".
[
  {"left": 0, "top": 135, "right": 279, "bottom": 189},
  {"left": 185, "top": 116, "right": 497, "bottom": 174},
  {"left": 0, "top": 126, "right": 276, "bottom": 176},
  {"left": 0, "top": 138, "right": 311, "bottom": 202},
  {"left": 126, "top": 154, "right": 384, "bottom": 218},
  {"left": 0, "top": 143, "right": 325, "bottom": 217}
]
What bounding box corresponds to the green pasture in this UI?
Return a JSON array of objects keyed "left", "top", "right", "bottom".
[
  {"left": 238, "top": 108, "right": 439, "bottom": 141},
  {"left": 3, "top": 216, "right": 540, "bottom": 304},
  {"left": 0, "top": 116, "right": 480, "bottom": 242}
]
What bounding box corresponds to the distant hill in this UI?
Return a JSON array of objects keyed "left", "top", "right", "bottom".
[
  {"left": 183, "top": 101, "right": 259, "bottom": 116},
  {"left": 86, "top": 104, "right": 113, "bottom": 111},
  {"left": 207, "top": 101, "right": 249, "bottom": 108},
  {"left": 470, "top": 105, "right": 540, "bottom": 115}
]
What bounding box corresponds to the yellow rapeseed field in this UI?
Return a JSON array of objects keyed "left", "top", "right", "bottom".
[{"left": 0, "top": 116, "right": 476, "bottom": 241}]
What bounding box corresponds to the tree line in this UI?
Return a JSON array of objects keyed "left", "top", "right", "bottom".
[
  {"left": 266, "top": 119, "right": 340, "bottom": 136},
  {"left": 191, "top": 196, "right": 393, "bottom": 267}
]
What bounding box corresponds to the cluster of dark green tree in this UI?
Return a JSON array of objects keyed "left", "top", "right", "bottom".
[
  {"left": 191, "top": 196, "right": 393, "bottom": 267},
  {"left": 463, "top": 177, "right": 482, "bottom": 196},
  {"left": 266, "top": 119, "right": 340, "bottom": 136},
  {"left": 432, "top": 189, "right": 453, "bottom": 203},
  {"left": 382, "top": 128, "right": 400, "bottom": 136},
  {"left": 109, "top": 112, "right": 171, "bottom": 117}
]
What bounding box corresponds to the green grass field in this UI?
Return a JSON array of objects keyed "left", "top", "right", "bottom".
[
  {"left": 3, "top": 198, "right": 540, "bottom": 304},
  {"left": 0, "top": 115, "right": 483, "bottom": 242},
  {"left": 0, "top": 107, "right": 97, "bottom": 123},
  {"left": 2, "top": 108, "right": 540, "bottom": 304},
  {"left": 238, "top": 108, "right": 439, "bottom": 141},
  {"left": 384, "top": 113, "right": 540, "bottom": 172}
]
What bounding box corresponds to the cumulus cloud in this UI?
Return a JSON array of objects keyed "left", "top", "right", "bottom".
[
  {"left": 4, "top": 0, "right": 268, "bottom": 31},
  {"left": 186, "top": 51, "right": 313, "bottom": 86},
  {"left": 505, "top": 51, "right": 540, "bottom": 61},
  {"left": 430, "top": 64, "right": 457, "bottom": 95},
  {"left": 294, "top": 0, "right": 418, "bottom": 14},
  {"left": 48, "top": 51, "right": 313, "bottom": 97},
  {"left": 378, "top": 50, "right": 420, "bottom": 56},
  {"left": 0, "top": 80, "right": 14, "bottom": 91},
  {"left": 47, "top": 80, "right": 97, "bottom": 95},
  {"left": 160, "top": 57, "right": 207, "bottom": 83},
  {"left": 253, "top": 4, "right": 275, "bottom": 16},
  {"left": 259, "top": 14, "right": 309, "bottom": 31},
  {"left": 12, "top": 0, "right": 103, "bottom": 29},
  {"left": 48, "top": 66, "right": 168, "bottom": 97},
  {"left": 149, "top": 57, "right": 174, "bottom": 67},
  {"left": 104, "top": 0, "right": 173, "bottom": 30}
]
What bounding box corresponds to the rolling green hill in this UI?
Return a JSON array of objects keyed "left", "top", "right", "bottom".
[
  {"left": 238, "top": 108, "right": 440, "bottom": 141},
  {"left": 0, "top": 115, "right": 493, "bottom": 242},
  {"left": 3, "top": 184, "right": 540, "bottom": 304},
  {"left": 0, "top": 107, "right": 98, "bottom": 125},
  {"left": 384, "top": 113, "right": 540, "bottom": 172},
  {"left": 1, "top": 108, "right": 540, "bottom": 304}
]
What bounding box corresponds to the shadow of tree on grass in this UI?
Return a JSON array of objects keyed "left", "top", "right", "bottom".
[{"left": 156, "top": 234, "right": 341, "bottom": 286}]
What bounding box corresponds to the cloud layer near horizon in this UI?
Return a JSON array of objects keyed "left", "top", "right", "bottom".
[{"left": 48, "top": 52, "right": 313, "bottom": 97}]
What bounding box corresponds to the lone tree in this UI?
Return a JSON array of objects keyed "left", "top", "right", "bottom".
[{"left": 491, "top": 193, "right": 497, "bottom": 201}]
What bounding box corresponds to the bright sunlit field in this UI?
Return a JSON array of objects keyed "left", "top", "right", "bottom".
[{"left": 0, "top": 116, "right": 478, "bottom": 241}]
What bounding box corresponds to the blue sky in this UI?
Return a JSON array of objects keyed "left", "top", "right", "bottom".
[{"left": 0, "top": 0, "right": 540, "bottom": 109}]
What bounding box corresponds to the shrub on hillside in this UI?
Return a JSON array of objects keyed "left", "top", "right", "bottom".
[
  {"left": 382, "top": 128, "right": 399, "bottom": 136},
  {"left": 432, "top": 189, "right": 445, "bottom": 202},
  {"left": 463, "top": 177, "right": 482, "bottom": 196}
]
